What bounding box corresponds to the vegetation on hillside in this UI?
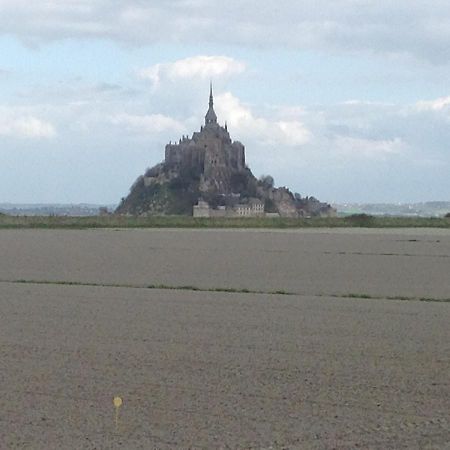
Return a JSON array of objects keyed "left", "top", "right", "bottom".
[
  {"left": 116, "top": 170, "right": 201, "bottom": 216},
  {"left": 117, "top": 164, "right": 268, "bottom": 216}
]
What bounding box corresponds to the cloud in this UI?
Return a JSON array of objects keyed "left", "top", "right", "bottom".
[
  {"left": 2, "top": 1, "right": 450, "bottom": 62},
  {"left": 111, "top": 113, "right": 186, "bottom": 135},
  {"left": 138, "top": 56, "right": 246, "bottom": 87},
  {"left": 0, "top": 109, "right": 56, "bottom": 139},
  {"left": 416, "top": 96, "right": 450, "bottom": 111},
  {"left": 215, "top": 92, "right": 311, "bottom": 146},
  {"left": 1, "top": 74, "right": 449, "bottom": 202},
  {"left": 333, "top": 136, "right": 407, "bottom": 160}
]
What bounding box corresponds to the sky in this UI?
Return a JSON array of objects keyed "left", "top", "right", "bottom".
[{"left": 0, "top": 0, "right": 449, "bottom": 204}]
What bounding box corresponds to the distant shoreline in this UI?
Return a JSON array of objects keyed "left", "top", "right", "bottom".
[{"left": 2, "top": 201, "right": 449, "bottom": 218}]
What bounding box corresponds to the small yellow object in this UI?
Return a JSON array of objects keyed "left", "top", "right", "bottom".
[
  {"left": 113, "top": 396, "right": 123, "bottom": 408},
  {"left": 113, "top": 396, "right": 123, "bottom": 431}
]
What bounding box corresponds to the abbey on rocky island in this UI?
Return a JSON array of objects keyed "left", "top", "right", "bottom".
[{"left": 116, "top": 85, "right": 336, "bottom": 218}]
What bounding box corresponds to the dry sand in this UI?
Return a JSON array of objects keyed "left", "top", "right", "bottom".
[{"left": 0, "top": 228, "right": 449, "bottom": 448}]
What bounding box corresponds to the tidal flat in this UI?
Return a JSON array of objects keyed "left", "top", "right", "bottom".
[
  {"left": 0, "top": 228, "right": 449, "bottom": 448},
  {"left": 1, "top": 228, "right": 450, "bottom": 298}
]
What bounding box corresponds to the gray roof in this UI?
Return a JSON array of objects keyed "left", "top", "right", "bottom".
[{"left": 205, "top": 105, "right": 217, "bottom": 124}]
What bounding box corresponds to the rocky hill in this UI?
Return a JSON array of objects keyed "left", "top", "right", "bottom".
[{"left": 116, "top": 87, "right": 334, "bottom": 218}]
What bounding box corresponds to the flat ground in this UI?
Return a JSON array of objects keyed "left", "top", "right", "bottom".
[
  {"left": 1, "top": 227, "right": 450, "bottom": 298},
  {"left": 0, "top": 228, "right": 449, "bottom": 449}
]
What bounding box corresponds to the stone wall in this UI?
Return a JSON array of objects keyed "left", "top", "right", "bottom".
[{"left": 193, "top": 199, "right": 268, "bottom": 218}]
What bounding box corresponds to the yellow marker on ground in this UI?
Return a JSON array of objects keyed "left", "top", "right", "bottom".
[
  {"left": 113, "top": 396, "right": 123, "bottom": 430},
  {"left": 114, "top": 396, "right": 123, "bottom": 408}
]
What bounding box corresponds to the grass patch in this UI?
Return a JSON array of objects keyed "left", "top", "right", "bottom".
[
  {"left": 329, "top": 292, "right": 450, "bottom": 303},
  {"left": 419, "top": 297, "right": 450, "bottom": 303},
  {"left": 346, "top": 293, "right": 374, "bottom": 299},
  {"left": 1, "top": 214, "right": 450, "bottom": 229},
  {"left": 272, "top": 289, "right": 291, "bottom": 295},
  {"left": 3, "top": 279, "right": 293, "bottom": 296},
  {"left": 2, "top": 279, "right": 449, "bottom": 302}
]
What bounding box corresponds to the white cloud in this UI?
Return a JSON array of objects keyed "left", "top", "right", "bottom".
[
  {"left": 333, "top": 136, "right": 406, "bottom": 160},
  {"left": 0, "top": 110, "right": 56, "bottom": 139},
  {"left": 138, "top": 56, "right": 246, "bottom": 87},
  {"left": 215, "top": 92, "right": 311, "bottom": 147},
  {"left": 416, "top": 96, "right": 450, "bottom": 111},
  {"left": 111, "top": 113, "right": 186, "bottom": 135},
  {"left": 2, "top": 1, "right": 450, "bottom": 62},
  {"left": 276, "top": 121, "right": 311, "bottom": 146}
]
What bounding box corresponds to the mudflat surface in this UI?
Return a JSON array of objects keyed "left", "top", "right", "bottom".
[
  {"left": 0, "top": 282, "right": 449, "bottom": 449},
  {"left": 0, "top": 228, "right": 449, "bottom": 298},
  {"left": 0, "top": 228, "right": 449, "bottom": 449}
]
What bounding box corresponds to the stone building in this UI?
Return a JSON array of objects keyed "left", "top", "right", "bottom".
[
  {"left": 193, "top": 198, "right": 268, "bottom": 218},
  {"left": 165, "top": 84, "right": 245, "bottom": 193},
  {"left": 234, "top": 199, "right": 265, "bottom": 217},
  {"left": 192, "top": 199, "right": 211, "bottom": 217}
]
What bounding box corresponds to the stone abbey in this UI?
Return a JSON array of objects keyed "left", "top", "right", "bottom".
[
  {"left": 116, "top": 85, "right": 335, "bottom": 218},
  {"left": 164, "top": 84, "right": 246, "bottom": 193}
]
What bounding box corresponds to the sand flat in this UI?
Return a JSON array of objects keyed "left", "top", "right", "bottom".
[
  {"left": 0, "top": 228, "right": 449, "bottom": 448},
  {"left": 1, "top": 282, "right": 449, "bottom": 449},
  {"left": 0, "top": 228, "right": 449, "bottom": 298}
]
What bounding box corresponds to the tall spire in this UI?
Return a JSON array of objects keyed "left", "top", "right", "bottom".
[
  {"left": 209, "top": 81, "right": 214, "bottom": 107},
  {"left": 205, "top": 82, "right": 217, "bottom": 126}
]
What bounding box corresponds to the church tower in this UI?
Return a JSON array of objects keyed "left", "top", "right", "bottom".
[{"left": 205, "top": 82, "right": 218, "bottom": 126}]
